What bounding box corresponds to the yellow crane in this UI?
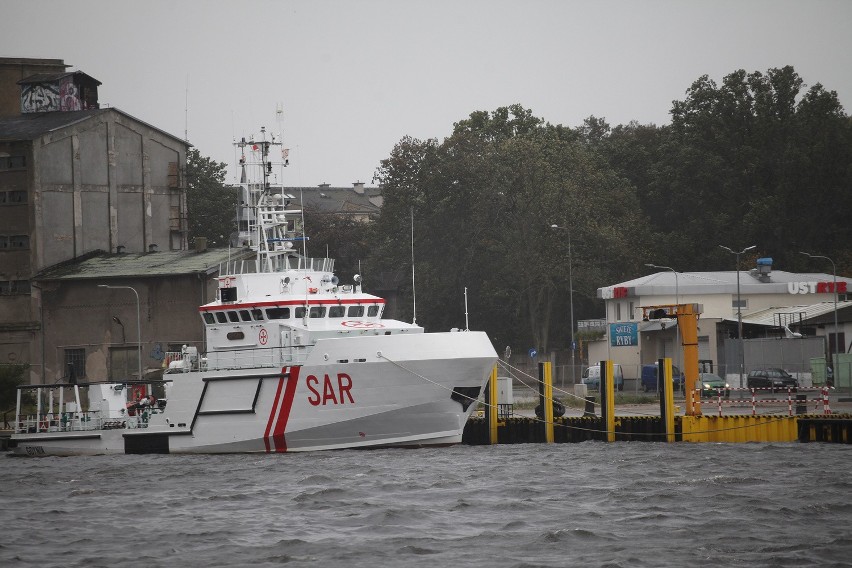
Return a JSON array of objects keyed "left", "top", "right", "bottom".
[{"left": 642, "top": 303, "right": 703, "bottom": 416}]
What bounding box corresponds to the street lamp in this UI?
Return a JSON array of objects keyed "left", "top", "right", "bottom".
[
  {"left": 645, "top": 263, "right": 680, "bottom": 373},
  {"left": 800, "top": 251, "right": 839, "bottom": 384},
  {"left": 645, "top": 264, "right": 679, "bottom": 306},
  {"left": 719, "top": 245, "right": 756, "bottom": 387},
  {"left": 98, "top": 284, "right": 142, "bottom": 381},
  {"left": 550, "top": 224, "right": 575, "bottom": 383}
]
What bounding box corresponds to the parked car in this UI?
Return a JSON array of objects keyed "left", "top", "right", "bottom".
[
  {"left": 746, "top": 369, "right": 798, "bottom": 391},
  {"left": 698, "top": 372, "right": 730, "bottom": 398},
  {"left": 582, "top": 364, "right": 624, "bottom": 391},
  {"left": 641, "top": 363, "right": 685, "bottom": 393}
]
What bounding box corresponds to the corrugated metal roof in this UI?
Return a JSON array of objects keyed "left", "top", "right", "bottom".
[
  {"left": 729, "top": 301, "right": 852, "bottom": 327},
  {"left": 0, "top": 107, "right": 188, "bottom": 145},
  {"left": 604, "top": 270, "right": 852, "bottom": 298},
  {"left": 0, "top": 109, "right": 106, "bottom": 140},
  {"left": 17, "top": 71, "right": 102, "bottom": 86},
  {"left": 35, "top": 248, "right": 255, "bottom": 281},
  {"left": 293, "top": 186, "right": 381, "bottom": 215}
]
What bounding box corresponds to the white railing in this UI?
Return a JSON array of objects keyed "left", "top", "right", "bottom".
[{"left": 15, "top": 410, "right": 156, "bottom": 434}]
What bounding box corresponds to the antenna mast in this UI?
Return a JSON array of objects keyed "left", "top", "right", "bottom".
[{"left": 411, "top": 207, "right": 417, "bottom": 325}]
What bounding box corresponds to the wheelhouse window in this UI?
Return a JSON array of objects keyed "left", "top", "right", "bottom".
[
  {"left": 329, "top": 306, "right": 345, "bottom": 318},
  {"left": 348, "top": 305, "right": 365, "bottom": 317},
  {"left": 227, "top": 311, "right": 240, "bottom": 322},
  {"left": 309, "top": 306, "right": 326, "bottom": 318},
  {"left": 203, "top": 313, "right": 215, "bottom": 325},
  {"left": 294, "top": 307, "right": 306, "bottom": 318},
  {"left": 215, "top": 312, "right": 228, "bottom": 323},
  {"left": 267, "top": 307, "right": 290, "bottom": 319},
  {"left": 238, "top": 310, "right": 252, "bottom": 322},
  {"left": 367, "top": 305, "right": 380, "bottom": 317},
  {"left": 251, "top": 309, "right": 264, "bottom": 320}
]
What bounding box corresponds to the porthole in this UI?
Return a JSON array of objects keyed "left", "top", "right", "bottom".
[{"left": 227, "top": 331, "right": 245, "bottom": 340}]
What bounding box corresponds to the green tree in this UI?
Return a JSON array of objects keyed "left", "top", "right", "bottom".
[
  {"left": 0, "top": 364, "right": 30, "bottom": 412},
  {"left": 371, "top": 105, "right": 648, "bottom": 353},
  {"left": 302, "top": 208, "right": 374, "bottom": 283},
  {"left": 186, "top": 148, "right": 238, "bottom": 247}
]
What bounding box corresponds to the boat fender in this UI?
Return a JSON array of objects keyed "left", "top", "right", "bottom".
[{"left": 534, "top": 398, "right": 566, "bottom": 419}]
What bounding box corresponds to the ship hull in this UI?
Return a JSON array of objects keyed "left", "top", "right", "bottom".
[{"left": 10, "top": 332, "right": 496, "bottom": 456}]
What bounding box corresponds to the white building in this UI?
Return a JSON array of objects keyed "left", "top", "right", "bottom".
[{"left": 589, "top": 258, "right": 852, "bottom": 388}]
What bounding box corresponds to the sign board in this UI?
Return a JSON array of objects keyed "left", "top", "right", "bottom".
[{"left": 610, "top": 322, "right": 638, "bottom": 347}]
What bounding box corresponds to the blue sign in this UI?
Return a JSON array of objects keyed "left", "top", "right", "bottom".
[
  {"left": 610, "top": 322, "right": 638, "bottom": 347},
  {"left": 528, "top": 348, "right": 537, "bottom": 359}
]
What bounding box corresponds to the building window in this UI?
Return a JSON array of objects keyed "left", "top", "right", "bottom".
[
  {"left": 616, "top": 303, "right": 622, "bottom": 321},
  {"left": 629, "top": 302, "right": 635, "bottom": 321},
  {"left": 732, "top": 299, "right": 747, "bottom": 309},
  {"left": 64, "top": 348, "right": 86, "bottom": 382},
  {"left": 7, "top": 190, "right": 27, "bottom": 204},
  {"left": 0, "top": 155, "right": 26, "bottom": 170},
  {"left": 0, "top": 235, "right": 29, "bottom": 249},
  {"left": 0, "top": 280, "right": 29, "bottom": 295}
]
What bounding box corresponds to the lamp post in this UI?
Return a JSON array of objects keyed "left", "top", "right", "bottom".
[
  {"left": 719, "top": 245, "right": 756, "bottom": 387},
  {"left": 645, "top": 263, "right": 680, "bottom": 373},
  {"left": 98, "top": 284, "right": 142, "bottom": 381},
  {"left": 550, "top": 225, "right": 575, "bottom": 383},
  {"left": 800, "top": 251, "right": 840, "bottom": 385},
  {"left": 645, "top": 264, "right": 679, "bottom": 305}
]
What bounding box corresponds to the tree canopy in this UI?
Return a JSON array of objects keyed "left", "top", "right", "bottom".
[
  {"left": 365, "top": 67, "right": 852, "bottom": 355},
  {"left": 185, "top": 148, "right": 238, "bottom": 248},
  {"left": 371, "top": 104, "right": 648, "bottom": 353}
]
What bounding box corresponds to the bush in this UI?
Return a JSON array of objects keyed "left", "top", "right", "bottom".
[{"left": 0, "top": 364, "right": 30, "bottom": 411}]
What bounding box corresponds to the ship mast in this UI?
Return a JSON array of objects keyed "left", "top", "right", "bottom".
[{"left": 234, "top": 127, "right": 296, "bottom": 273}]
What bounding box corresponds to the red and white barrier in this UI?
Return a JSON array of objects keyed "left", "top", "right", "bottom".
[{"left": 691, "top": 386, "right": 833, "bottom": 417}]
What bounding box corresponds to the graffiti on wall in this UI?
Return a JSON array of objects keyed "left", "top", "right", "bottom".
[
  {"left": 59, "top": 76, "right": 82, "bottom": 111},
  {"left": 21, "top": 83, "right": 60, "bottom": 113},
  {"left": 21, "top": 77, "right": 86, "bottom": 113}
]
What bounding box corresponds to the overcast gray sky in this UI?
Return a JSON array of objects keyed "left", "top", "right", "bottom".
[{"left": 3, "top": 0, "right": 851, "bottom": 187}]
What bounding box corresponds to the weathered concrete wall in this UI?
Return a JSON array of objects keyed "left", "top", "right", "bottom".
[
  {"left": 28, "top": 109, "right": 187, "bottom": 270},
  {"left": 41, "top": 274, "right": 211, "bottom": 382}
]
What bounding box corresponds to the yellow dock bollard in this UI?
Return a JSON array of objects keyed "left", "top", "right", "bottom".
[
  {"left": 488, "top": 366, "right": 498, "bottom": 445},
  {"left": 544, "top": 362, "right": 554, "bottom": 443},
  {"left": 661, "top": 358, "right": 676, "bottom": 443},
  {"left": 599, "top": 360, "right": 616, "bottom": 442}
]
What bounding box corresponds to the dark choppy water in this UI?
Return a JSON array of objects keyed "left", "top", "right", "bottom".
[{"left": 1, "top": 443, "right": 851, "bottom": 567}]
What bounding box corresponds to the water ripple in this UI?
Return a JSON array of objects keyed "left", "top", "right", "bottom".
[{"left": 2, "top": 443, "right": 851, "bottom": 567}]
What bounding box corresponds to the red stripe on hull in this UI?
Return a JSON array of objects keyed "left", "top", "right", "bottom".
[
  {"left": 263, "top": 371, "right": 288, "bottom": 453},
  {"left": 271, "top": 366, "right": 301, "bottom": 452}
]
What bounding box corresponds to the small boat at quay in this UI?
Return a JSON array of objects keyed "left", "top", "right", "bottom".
[{"left": 10, "top": 129, "right": 497, "bottom": 456}]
